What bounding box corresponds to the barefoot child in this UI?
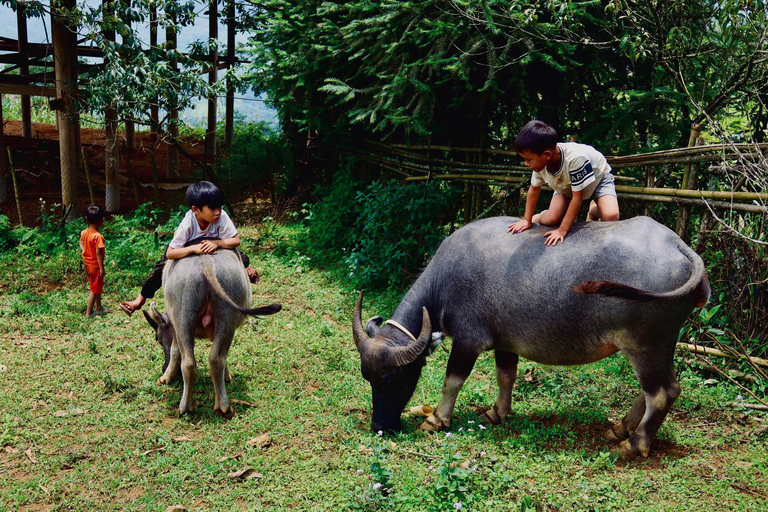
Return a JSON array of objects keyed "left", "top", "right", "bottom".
[
  {"left": 508, "top": 120, "right": 620, "bottom": 245},
  {"left": 80, "top": 205, "right": 107, "bottom": 316},
  {"left": 120, "top": 181, "right": 259, "bottom": 316}
]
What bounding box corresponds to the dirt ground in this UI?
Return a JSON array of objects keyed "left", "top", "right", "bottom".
[{"left": 0, "top": 120, "right": 209, "bottom": 226}]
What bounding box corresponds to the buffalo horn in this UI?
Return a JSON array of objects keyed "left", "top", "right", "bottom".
[
  {"left": 353, "top": 290, "right": 370, "bottom": 350},
  {"left": 148, "top": 302, "right": 164, "bottom": 326},
  {"left": 385, "top": 307, "right": 432, "bottom": 367}
]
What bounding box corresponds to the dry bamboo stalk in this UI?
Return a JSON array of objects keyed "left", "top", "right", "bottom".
[
  {"left": 607, "top": 142, "right": 768, "bottom": 161},
  {"left": 387, "top": 143, "right": 518, "bottom": 157},
  {"left": 615, "top": 185, "right": 767, "bottom": 202},
  {"left": 406, "top": 173, "right": 526, "bottom": 184},
  {"left": 677, "top": 343, "right": 768, "bottom": 368},
  {"left": 608, "top": 153, "right": 765, "bottom": 169},
  {"left": 725, "top": 402, "right": 768, "bottom": 411},
  {"left": 7, "top": 148, "right": 23, "bottom": 226},
  {"left": 619, "top": 193, "right": 767, "bottom": 213}
]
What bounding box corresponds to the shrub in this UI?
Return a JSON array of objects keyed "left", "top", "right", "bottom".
[
  {"left": 345, "top": 179, "right": 458, "bottom": 288},
  {"left": 301, "top": 159, "right": 362, "bottom": 261}
]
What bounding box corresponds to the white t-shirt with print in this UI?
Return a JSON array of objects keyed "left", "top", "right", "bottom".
[
  {"left": 530, "top": 142, "right": 611, "bottom": 199},
  {"left": 168, "top": 209, "right": 238, "bottom": 249}
]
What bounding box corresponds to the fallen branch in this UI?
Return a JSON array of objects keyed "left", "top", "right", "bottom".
[
  {"left": 725, "top": 402, "right": 768, "bottom": 411},
  {"left": 677, "top": 343, "right": 768, "bottom": 368}
]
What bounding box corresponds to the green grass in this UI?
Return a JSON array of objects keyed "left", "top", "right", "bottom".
[{"left": 0, "top": 214, "right": 766, "bottom": 511}]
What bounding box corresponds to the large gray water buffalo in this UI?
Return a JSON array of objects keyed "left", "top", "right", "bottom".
[
  {"left": 144, "top": 249, "right": 280, "bottom": 417},
  {"left": 353, "top": 216, "right": 710, "bottom": 458}
]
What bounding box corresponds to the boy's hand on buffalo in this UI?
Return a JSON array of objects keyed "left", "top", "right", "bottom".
[
  {"left": 508, "top": 219, "right": 532, "bottom": 235},
  {"left": 196, "top": 241, "right": 219, "bottom": 254},
  {"left": 544, "top": 228, "right": 567, "bottom": 246}
]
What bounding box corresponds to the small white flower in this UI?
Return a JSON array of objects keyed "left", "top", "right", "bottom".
[
  {"left": 357, "top": 469, "right": 364, "bottom": 474},
  {"left": 428, "top": 465, "right": 435, "bottom": 471},
  {"left": 468, "top": 428, "right": 474, "bottom": 432},
  {"left": 479, "top": 424, "right": 486, "bottom": 430},
  {"left": 445, "top": 432, "right": 453, "bottom": 438},
  {"left": 737, "top": 395, "right": 744, "bottom": 401},
  {"left": 458, "top": 427, "right": 464, "bottom": 432},
  {"left": 480, "top": 451, "right": 486, "bottom": 457},
  {"left": 377, "top": 430, "right": 383, "bottom": 436},
  {"left": 372, "top": 482, "right": 382, "bottom": 490},
  {"left": 454, "top": 502, "right": 463, "bottom": 510},
  {"left": 468, "top": 420, "right": 475, "bottom": 424}
]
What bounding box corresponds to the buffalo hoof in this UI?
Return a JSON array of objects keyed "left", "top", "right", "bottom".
[
  {"left": 419, "top": 413, "right": 447, "bottom": 431},
  {"left": 215, "top": 407, "right": 234, "bottom": 419},
  {"left": 157, "top": 376, "right": 169, "bottom": 386},
  {"left": 604, "top": 424, "right": 629, "bottom": 441},
  {"left": 612, "top": 438, "right": 649, "bottom": 460},
  {"left": 478, "top": 406, "right": 503, "bottom": 425}
]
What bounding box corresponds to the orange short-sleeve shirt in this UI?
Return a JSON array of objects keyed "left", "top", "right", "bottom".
[{"left": 80, "top": 227, "right": 105, "bottom": 267}]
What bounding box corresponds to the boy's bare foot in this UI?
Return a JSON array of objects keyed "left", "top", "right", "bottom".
[
  {"left": 246, "top": 267, "right": 260, "bottom": 284},
  {"left": 120, "top": 296, "right": 146, "bottom": 316}
]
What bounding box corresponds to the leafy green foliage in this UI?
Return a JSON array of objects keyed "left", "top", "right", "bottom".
[
  {"left": 215, "top": 121, "right": 293, "bottom": 199},
  {"left": 301, "top": 159, "right": 363, "bottom": 261},
  {"left": 345, "top": 180, "right": 458, "bottom": 288}
]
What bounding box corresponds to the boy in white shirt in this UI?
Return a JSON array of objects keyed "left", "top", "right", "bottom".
[
  {"left": 508, "top": 120, "right": 620, "bottom": 245},
  {"left": 120, "top": 181, "right": 259, "bottom": 316}
]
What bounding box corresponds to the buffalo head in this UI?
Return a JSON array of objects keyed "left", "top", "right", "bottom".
[
  {"left": 353, "top": 291, "right": 440, "bottom": 432},
  {"left": 143, "top": 302, "right": 175, "bottom": 373}
]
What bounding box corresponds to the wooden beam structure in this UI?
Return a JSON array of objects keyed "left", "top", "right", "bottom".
[
  {"left": 103, "top": 0, "right": 120, "bottom": 212},
  {"left": 206, "top": 0, "right": 219, "bottom": 159},
  {"left": 224, "top": 0, "right": 236, "bottom": 146},
  {"left": 166, "top": 9, "right": 179, "bottom": 178},
  {"left": 16, "top": 5, "right": 32, "bottom": 138},
  {"left": 51, "top": 0, "right": 78, "bottom": 218}
]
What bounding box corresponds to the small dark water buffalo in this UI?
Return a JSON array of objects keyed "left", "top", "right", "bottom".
[
  {"left": 144, "top": 249, "right": 280, "bottom": 417},
  {"left": 353, "top": 216, "right": 710, "bottom": 458}
]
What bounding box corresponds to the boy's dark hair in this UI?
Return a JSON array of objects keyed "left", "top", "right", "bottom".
[
  {"left": 86, "top": 205, "right": 105, "bottom": 225},
  {"left": 514, "top": 120, "right": 558, "bottom": 154},
  {"left": 186, "top": 181, "right": 224, "bottom": 209}
]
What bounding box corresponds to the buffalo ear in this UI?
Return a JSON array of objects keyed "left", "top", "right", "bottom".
[
  {"left": 426, "top": 332, "right": 446, "bottom": 356},
  {"left": 144, "top": 302, "right": 165, "bottom": 330},
  {"left": 365, "top": 316, "right": 384, "bottom": 337},
  {"left": 143, "top": 309, "right": 158, "bottom": 330}
]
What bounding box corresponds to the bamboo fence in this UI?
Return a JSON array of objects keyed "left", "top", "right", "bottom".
[{"left": 340, "top": 135, "right": 767, "bottom": 236}]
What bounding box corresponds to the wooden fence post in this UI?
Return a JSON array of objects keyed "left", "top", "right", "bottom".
[{"left": 676, "top": 123, "right": 703, "bottom": 240}]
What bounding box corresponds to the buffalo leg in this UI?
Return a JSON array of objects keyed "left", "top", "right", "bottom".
[
  {"left": 177, "top": 332, "right": 197, "bottom": 415},
  {"left": 421, "top": 343, "right": 480, "bottom": 431},
  {"left": 479, "top": 351, "right": 519, "bottom": 425},
  {"left": 606, "top": 393, "right": 645, "bottom": 441},
  {"left": 157, "top": 341, "right": 181, "bottom": 385},
  {"left": 210, "top": 325, "right": 237, "bottom": 418},
  {"left": 618, "top": 349, "right": 681, "bottom": 458}
]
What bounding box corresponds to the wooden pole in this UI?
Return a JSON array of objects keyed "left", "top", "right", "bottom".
[
  {"left": 150, "top": 143, "right": 160, "bottom": 206},
  {"left": 123, "top": 0, "right": 135, "bottom": 150},
  {"left": 51, "top": 0, "right": 78, "bottom": 219},
  {"left": 81, "top": 148, "right": 96, "bottom": 205},
  {"left": 7, "top": 148, "right": 23, "bottom": 226},
  {"left": 0, "top": 98, "right": 7, "bottom": 204},
  {"left": 16, "top": 4, "right": 32, "bottom": 138},
  {"left": 149, "top": 1, "right": 159, "bottom": 143},
  {"left": 103, "top": 0, "right": 120, "bottom": 212},
  {"left": 676, "top": 123, "right": 703, "bottom": 239},
  {"left": 618, "top": 192, "right": 767, "bottom": 214},
  {"left": 166, "top": 10, "right": 179, "bottom": 178},
  {"left": 224, "top": 0, "right": 235, "bottom": 147},
  {"left": 206, "top": 0, "right": 218, "bottom": 159},
  {"left": 123, "top": 140, "right": 140, "bottom": 207}
]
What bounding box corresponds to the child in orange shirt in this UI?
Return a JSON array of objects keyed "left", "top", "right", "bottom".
[{"left": 79, "top": 205, "right": 107, "bottom": 316}]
